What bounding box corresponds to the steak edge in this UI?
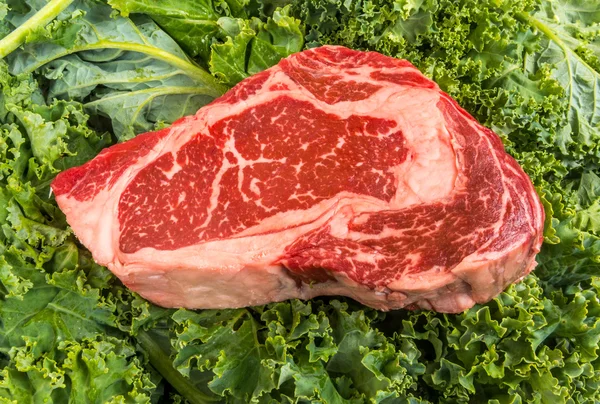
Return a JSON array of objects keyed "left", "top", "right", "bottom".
[{"left": 51, "top": 46, "right": 545, "bottom": 313}]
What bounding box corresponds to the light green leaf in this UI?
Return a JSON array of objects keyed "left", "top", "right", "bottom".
[
  {"left": 522, "top": 3, "right": 600, "bottom": 163},
  {"left": 108, "top": 0, "right": 246, "bottom": 60},
  {"left": 3, "top": 0, "right": 227, "bottom": 140}
]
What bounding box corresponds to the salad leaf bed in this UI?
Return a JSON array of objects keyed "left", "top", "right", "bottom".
[{"left": 0, "top": 0, "right": 599, "bottom": 402}]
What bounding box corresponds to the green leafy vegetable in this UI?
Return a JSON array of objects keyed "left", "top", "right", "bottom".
[
  {"left": 0, "top": 0, "right": 76, "bottom": 59},
  {"left": 135, "top": 277, "right": 600, "bottom": 403},
  {"left": 0, "top": 60, "right": 162, "bottom": 402},
  {"left": 520, "top": 1, "right": 600, "bottom": 164},
  {"left": 210, "top": 7, "right": 304, "bottom": 85},
  {"left": 108, "top": 0, "right": 247, "bottom": 60},
  {"left": 519, "top": 2, "right": 600, "bottom": 286},
  {"left": 109, "top": 0, "right": 304, "bottom": 86},
  {"left": 0, "top": 0, "right": 599, "bottom": 402},
  {"left": 3, "top": 0, "right": 227, "bottom": 140}
]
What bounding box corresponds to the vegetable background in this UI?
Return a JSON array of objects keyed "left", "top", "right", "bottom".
[{"left": 0, "top": 0, "right": 599, "bottom": 402}]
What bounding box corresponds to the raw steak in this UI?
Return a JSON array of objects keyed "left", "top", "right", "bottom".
[{"left": 51, "top": 46, "right": 544, "bottom": 313}]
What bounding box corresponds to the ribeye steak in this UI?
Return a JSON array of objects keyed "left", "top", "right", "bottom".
[{"left": 52, "top": 46, "right": 544, "bottom": 313}]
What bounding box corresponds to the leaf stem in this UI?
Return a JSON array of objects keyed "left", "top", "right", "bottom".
[
  {"left": 0, "top": 0, "right": 76, "bottom": 59},
  {"left": 83, "top": 86, "right": 218, "bottom": 107},
  {"left": 91, "top": 41, "right": 228, "bottom": 96},
  {"left": 516, "top": 12, "right": 555, "bottom": 44},
  {"left": 136, "top": 328, "right": 220, "bottom": 404}
]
